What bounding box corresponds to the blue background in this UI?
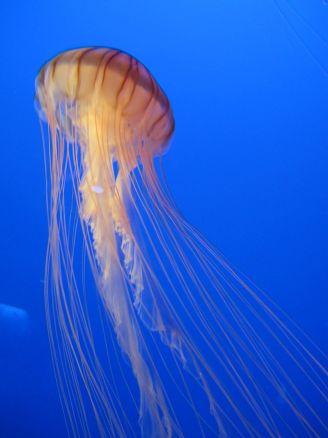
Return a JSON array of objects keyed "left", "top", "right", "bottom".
[{"left": 0, "top": 0, "right": 327, "bottom": 436}]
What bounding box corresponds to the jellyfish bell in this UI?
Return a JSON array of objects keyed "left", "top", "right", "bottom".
[
  {"left": 35, "top": 48, "right": 174, "bottom": 158},
  {"left": 35, "top": 47, "right": 327, "bottom": 437}
]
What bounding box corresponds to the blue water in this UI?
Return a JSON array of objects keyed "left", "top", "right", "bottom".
[{"left": 0, "top": 0, "right": 327, "bottom": 436}]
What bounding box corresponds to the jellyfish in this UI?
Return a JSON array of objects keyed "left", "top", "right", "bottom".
[{"left": 35, "top": 47, "right": 327, "bottom": 437}]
